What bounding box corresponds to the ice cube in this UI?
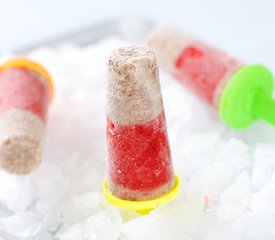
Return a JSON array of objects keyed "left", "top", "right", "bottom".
[
  {"left": 243, "top": 212, "right": 275, "bottom": 238},
  {"left": 254, "top": 143, "right": 275, "bottom": 167},
  {"left": 60, "top": 192, "right": 106, "bottom": 224},
  {"left": 250, "top": 143, "right": 275, "bottom": 192},
  {"left": 219, "top": 138, "right": 250, "bottom": 171},
  {"left": 0, "top": 211, "right": 44, "bottom": 238},
  {"left": 74, "top": 192, "right": 103, "bottom": 210},
  {"left": 73, "top": 192, "right": 105, "bottom": 216},
  {"left": 0, "top": 234, "right": 14, "bottom": 240},
  {"left": 34, "top": 200, "right": 61, "bottom": 232},
  {"left": 0, "top": 171, "right": 34, "bottom": 212},
  {"left": 83, "top": 207, "right": 122, "bottom": 240},
  {"left": 251, "top": 165, "right": 272, "bottom": 191},
  {"left": 193, "top": 212, "right": 217, "bottom": 239},
  {"left": 117, "top": 208, "right": 140, "bottom": 222},
  {"left": 122, "top": 199, "right": 204, "bottom": 240},
  {"left": 220, "top": 171, "right": 251, "bottom": 204},
  {"left": 250, "top": 182, "right": 275, "bottom": 213},
  {"left": 30, "top": 162, "right": 68, "bottom": 205},
  {"left": 174, "top": 131, "right": 223, "bottom": 178},
  {"left": 204, "top": 222, "right": 244, "bottom": 240},
  {"left": 0, "top": 202, "right": 12, "bottom": 218},
  {"left": 26, "top": 231, "right": 53, "bottom": 240},
  {"left": 55, "top": 223, "right": 84, "bottom": 240},
  {"left": 186, "top": 162, "right": 233, "bottom": 201},
  {"left": 216, "top": 204, "right": 244, "bottom": 223}
]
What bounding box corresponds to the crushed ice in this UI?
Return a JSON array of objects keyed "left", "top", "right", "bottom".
[{"left": 0, "top": 36, "right": 274, "bottom": 239}]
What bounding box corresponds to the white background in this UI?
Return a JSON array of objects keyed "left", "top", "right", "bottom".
[{"left": 0, "top": 0, "right": 274, "bottom": 70}]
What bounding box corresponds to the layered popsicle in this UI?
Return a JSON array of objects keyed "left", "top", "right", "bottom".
[
  {"left": 0, "top": 58, "right": 53, "bottom": 174},
  {"left": 146, "top": 27, "right": 274, "bottom": 129},
  {"left": 104, "top": 46, "right": 179, "bottom": 213}
]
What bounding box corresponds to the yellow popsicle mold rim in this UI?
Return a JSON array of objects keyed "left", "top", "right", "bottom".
[
  {"left": 103, "top": 175, "right": 180, "bottom": 215},
  {"left": 0, "top": 57, "right": 54, "bottom": 102}
]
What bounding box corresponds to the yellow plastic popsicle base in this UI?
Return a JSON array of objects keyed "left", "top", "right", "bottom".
[
  {"left": 0, "top": 57, "right": 54, "bottom": 102},
  {"left": 103, "top": 175, "right": 180, "bottom": 215}
]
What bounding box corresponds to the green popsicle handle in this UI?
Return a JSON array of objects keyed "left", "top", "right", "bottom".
[
  {"left": 252, "top": 91, "right": 275, "bottom": 125},
  {"left": 219, "top": 65, "right": 274, "bottom": 129}
]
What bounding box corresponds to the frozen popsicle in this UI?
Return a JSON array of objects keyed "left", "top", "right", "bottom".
[
  {"left": 0, "top": 58, "right": 54, "bottom": 174},
  {"left": 103, "top": 46, "right": 180, "bottom": 214},
  {"left": 146, "top": 26, "right": 274, "bottom": 129}
]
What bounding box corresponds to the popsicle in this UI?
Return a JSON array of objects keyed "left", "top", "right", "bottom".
[
  {"left": 0, "top": 58, "right": 54, "bottom": 174},
  {"left": 103, "top": 46, "right": 180, "bottom": 214},
  {"left": 146, "top": 26, "right": 274, "bottom": 129}
]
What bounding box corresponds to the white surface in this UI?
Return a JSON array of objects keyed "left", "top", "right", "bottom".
[{"left": 0, "top": 0, "right": 275, "bottom": 70}]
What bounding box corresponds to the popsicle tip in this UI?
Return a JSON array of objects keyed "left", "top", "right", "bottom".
[
  {"left": 106, "top": 45, "right": 163, "bottom": 125},
  {"left": 0, "top": 135, "right": 42, "bottom": 175},
  {"left": 107, "top": 45, "right": 157, "bottom": 73},
  {"left": 0, "top": 109, "right": 44, "bottom": 175}
]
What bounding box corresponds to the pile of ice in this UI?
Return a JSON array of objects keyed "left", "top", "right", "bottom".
[{"left": 1, "top": 37, "right": 275, "bottom": 240}]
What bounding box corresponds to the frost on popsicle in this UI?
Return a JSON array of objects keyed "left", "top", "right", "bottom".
[
  {"left": 146, "top": 26, "right": 275, "bottom": 129},
  {"left": 105, "top": 46, "right": 175, "bottom": 201},
  {"left": 146, "top": 26, "right": 244, "bottom": 106},
  {"left": 0, "top": 58, "right": 53, "bottom": 174}
]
